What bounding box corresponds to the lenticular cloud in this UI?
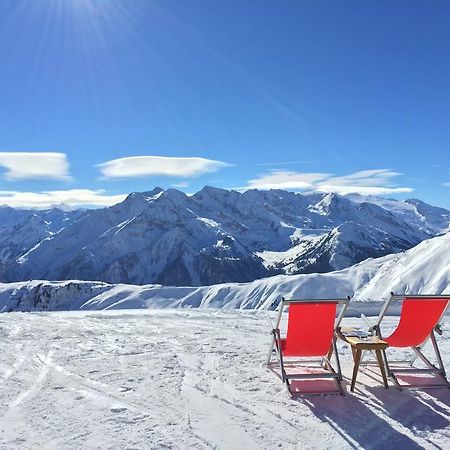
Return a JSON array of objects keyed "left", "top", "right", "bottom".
[
  {"left": 97, "top": 155, "right": 231, "bottom": 179},
  {"left": 0, "top": 152, "right": 71, "bottom": 181}
]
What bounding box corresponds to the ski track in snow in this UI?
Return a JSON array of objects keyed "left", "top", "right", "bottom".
[{"left": 0, "top": 310, "right": 450, "bottom": 449}]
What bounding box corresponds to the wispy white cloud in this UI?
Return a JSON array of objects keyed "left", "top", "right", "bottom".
[
  {"left": 316, "top": 184, "right": 412, "bottom": 195},
  {"left": 171, "top": 181, "right": 190, "bottom": 188},
  {"left": 320, "top": 169, "right": 402, "bottom": 187},
  {"left": 0, "top": 152, "right": 71, "bottom": 181},
  {"left": 98, "top": 156, "right": 231, "bottom": 179},
  {"left": 316, "top": 169, "right": 412, "bottom": 195},
  {"left": 444, "top": 182, "right": 450, "bottom": 187},
  {"left": 247, "top": 171, "right": 330, "bottom": 190},
  {"left": 256, "top": 160, "right": 322, "bottom": 166},
  {"left": 0, "top": 189, "right": 126, "bottom": 209},
  {"left": 244, "top": 169, "right": 413, "bottom": 196}
]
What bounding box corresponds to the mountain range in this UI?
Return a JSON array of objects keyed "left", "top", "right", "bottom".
[
  {"left": 1, "top": 230, "right": 449, "bottom": 312},
  {"left": 1, "top": 186, "right": 449, "bottom": 286}
]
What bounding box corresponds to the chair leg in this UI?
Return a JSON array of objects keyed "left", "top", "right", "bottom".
[
  {"left": 272, "top": 332, "right": 288, "bottom": 384},
  {"left": 383, "top": 334, "right": 450, "bottom": 390},
  {"left": 333, "top": 338, "right": 345, "bottom": 395},
  {"left": 430, "top": 331, "right": 448, "bottom": 381},
  {"left": 272, "top": 333, "right": 346, "bottom": 397},
  {"left": 375, "top": 350, "right": 389, "bottom": 388},
  {"left": 278, "top": 352, "right": 287, "bottom": 383},
  {"left": 327, "top": 343, "right": 334, "bottom": 361},
  {"left": 321, "top": 354, "right": 345, "bottom": 396},
  {"left": 266, "top": 335, "right": 275, "bottom": 366},
  {"left": 412, "top": 345, "right": 444, "bottom": 375},
  {"left": 382, "top": 348, "right": 403, "bottom": 390},
  {"left": 332, "top": 336, "right": 343, "bottom": 381}
]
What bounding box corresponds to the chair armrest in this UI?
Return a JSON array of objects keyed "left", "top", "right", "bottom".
[
  {"left": 335, "top": 326, "right": 346, "bottom": 341},
  {"left": 371, "top": 324, "right": 382, "bottom": 338},
  {"left": 335, "top": 327, "right": 354, "bottom": 344}
]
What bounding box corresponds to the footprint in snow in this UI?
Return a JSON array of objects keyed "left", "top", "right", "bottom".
[
  {"left": 110, "top": 406, "right": 127, "bottom": 413},
  {"left": 118, "top": 386, "right": 133, "bottom": 393}
]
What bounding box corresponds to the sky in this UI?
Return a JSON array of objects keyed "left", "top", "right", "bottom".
[{"left": 0, "top": 0, "right": 449, "bottom": 209}]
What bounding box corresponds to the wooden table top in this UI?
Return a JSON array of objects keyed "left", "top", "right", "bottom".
[{"left": 337, "top": 327, "right": 389, "bottom": 349}]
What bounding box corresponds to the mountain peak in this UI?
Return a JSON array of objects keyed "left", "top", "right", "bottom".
[
  {"left": 122, "top": 187, "right": 164, "bottom": 203},
  {"left": 196, "top": 185, "right": 230, "bottom": 196},
  {"left": 312, "top": 192, "right": 351, "bottom": 214},
  {"left": 193, "top": 186, "right": 240, "bottom": 205},
  {"left": 2, "top": 186, "right": 449, "bottom": 287},
  {"left": 405, "top": 198, "right": 425, "bottom": 206},
  {"left": 145, "top": 186, "right": 165, "bottom": 195},
  {"left": 163, "top": 188, "right": 189, "bottom": 202}
]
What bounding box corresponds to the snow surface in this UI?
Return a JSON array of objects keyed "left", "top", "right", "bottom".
[
  {"left": 1, "top": 310, "right": 450, "bottom": 449},
  {"left": 346, "top": 194, "right": 450, "bottom": 235},
  {"left": 1, "top": 232, "right": 449, "bottom": 313}
]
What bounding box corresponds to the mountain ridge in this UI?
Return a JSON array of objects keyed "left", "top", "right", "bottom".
[
  {"left": 1, "top": 230, "right": 448, "bottom": 312},
  {"left": 1, "top": 186, "right": 449, "bottom": 286}
]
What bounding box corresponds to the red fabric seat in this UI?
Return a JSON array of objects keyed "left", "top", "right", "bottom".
[
  {"left": 268, "top": 297, "right": 350, "bottom": 396},
  {"left": 277, "top": 302, "right": 337, "bottom": 357},
  {"left": 384, "top": 298, "right": 449, "bottom": 348}
]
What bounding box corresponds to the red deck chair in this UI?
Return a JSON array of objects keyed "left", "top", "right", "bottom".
[
  {"left": 371, "top": 293, "right": 450, "bottom": 390},
  {"left": 267, "top": 297, "right": 350, "bottom": 396}
]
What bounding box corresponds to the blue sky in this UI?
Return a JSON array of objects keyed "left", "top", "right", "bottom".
[{"left": 0, "top": 0, "right": 449, "bottom": 208}]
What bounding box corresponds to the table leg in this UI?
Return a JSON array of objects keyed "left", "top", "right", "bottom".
[
  {"left": 351, "top": 349, "right": 362, "bottom": 392},
  {"left": 375, "top": 350, "right": 389, "bottom": 389},
  {"left": 327, "top": 345, "right": 333, "bottom": 361}
]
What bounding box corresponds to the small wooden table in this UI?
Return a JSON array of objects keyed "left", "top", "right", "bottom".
[{"left": 337, "top": 329, "right": 389, "bottom": 392}]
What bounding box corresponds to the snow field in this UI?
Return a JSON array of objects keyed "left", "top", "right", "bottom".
[{"left": 1, "top": 310, "right": 450, "bottom": 449}]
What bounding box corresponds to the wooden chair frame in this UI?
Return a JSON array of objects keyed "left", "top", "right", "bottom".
[
  {"left": 371, "top": 293, "right": 450, "bottom": 390},
  {"left": 267, "top": 297, "right": 350, "bottom": 396}
]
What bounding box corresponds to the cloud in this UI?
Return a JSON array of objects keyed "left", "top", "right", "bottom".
[
  {"left": 315, "top": 169, "right": 413, "bottom": 195},
  {"left": 256, "top": 160, "right": 322, "bottom": 166},
  {"left": 316, "top": 184, "right": 412, "bottom": 195},
  {"left": 171, "top": 181, "right": 190, "bottom": 188},
  {"left": 0, "top": 189, "right": 126, "bottom": 209},
  {"left": 444, "top": 182, "right": 450, "bottom": 187},
  {"left": 244, "top": 169, "right": 413, "bottom": 196},
  {"left": 247, "top": 171, "right": 331, "bottom": 190},
  {"left": 0, "top": 152, "right": 71, "bottom": 181},
  {"left": 98, "top": 156, "right": 231, "bottom": 179},
  {"left": 319, "top": 169, "right": 402, "bottom": 187}
]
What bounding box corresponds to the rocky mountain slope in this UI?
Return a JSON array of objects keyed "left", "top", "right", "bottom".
[
  {"left": 0, "top": 207, "right": 83, "bottom": 272},
  {"left": 1, "top": 187, "right": 449, "bottom": 286},
  {"left": 1, "top": 231, "right": 449, "bottom": 312}
]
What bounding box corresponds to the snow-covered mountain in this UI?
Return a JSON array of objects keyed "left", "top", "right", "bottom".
[
  {"left": 1, "top": 231, "right": 449, "bottom": 312},
  {"left": 0, "top": 207, "right": 84, "bottom": 273},
  {"left": 1, "top": 187, "right": 449, "bottom": 286}
]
